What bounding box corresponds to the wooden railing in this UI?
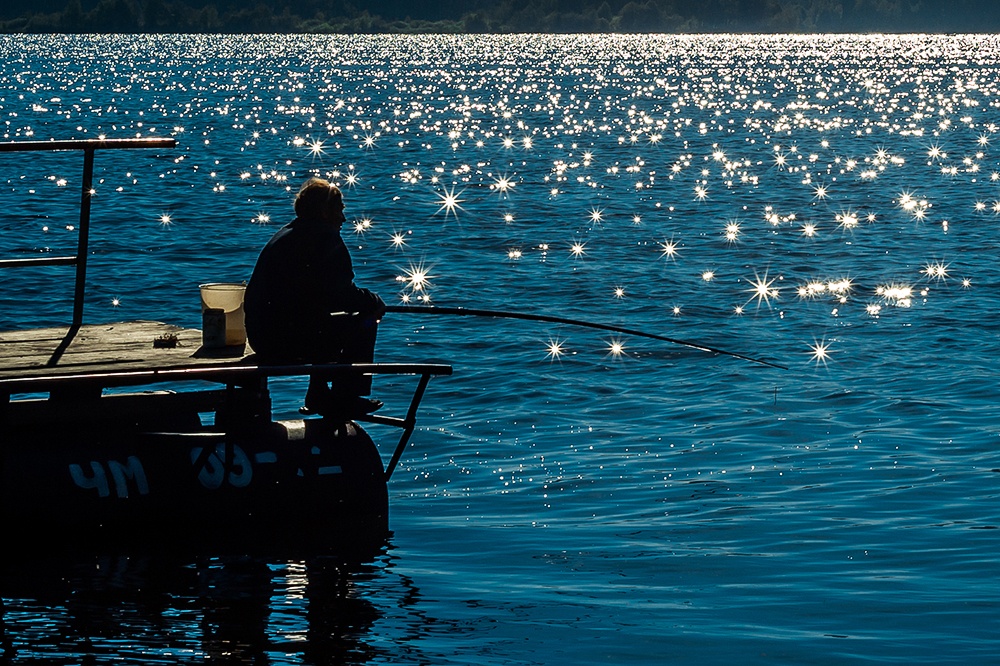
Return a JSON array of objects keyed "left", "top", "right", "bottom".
[{"left": 0, "top": 138, "right": 178, "bottom": 327}]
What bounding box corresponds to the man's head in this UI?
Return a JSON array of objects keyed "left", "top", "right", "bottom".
[{"left": 294, "top": 177, "right": 345, "bottom": 223}]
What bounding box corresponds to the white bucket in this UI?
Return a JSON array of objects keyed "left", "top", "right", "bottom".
[{"left": 199, "top": 282, "right": 247, "bottom": 347}]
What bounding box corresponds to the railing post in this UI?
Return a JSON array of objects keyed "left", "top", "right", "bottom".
[
  {"left": 1, "top": 138, "right": 176, "bottom": 328},
  {"left": 72, "top": 148, "right": 95, "bottom": 328},
  {"left": 383, "top": 371, "right": 433, "bottom": 481}
]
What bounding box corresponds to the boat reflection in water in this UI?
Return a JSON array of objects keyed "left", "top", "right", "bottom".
[{"left": 2, "top": 545, "right": 430, "bottom": 663}]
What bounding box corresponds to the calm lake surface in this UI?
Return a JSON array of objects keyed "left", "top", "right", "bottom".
[{"left": 1, "top": 33, "right": 999, "bottom": 664}]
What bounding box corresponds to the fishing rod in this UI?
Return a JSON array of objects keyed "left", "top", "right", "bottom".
[{"left": 384, "top": 305, "right": 788, "bottom": 370}]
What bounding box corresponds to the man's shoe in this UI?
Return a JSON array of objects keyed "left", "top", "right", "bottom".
[{"left": 346, "top": 397, "right": 383, "bottom": 417}]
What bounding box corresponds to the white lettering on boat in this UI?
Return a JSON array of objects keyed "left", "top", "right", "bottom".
[
  {"left": 108, "top": 457, "right": 149, "bottom": 498},
  {"left": 68, "top": 456, "right": 149, "bottom": 498},
  {"left": 69, "top": 461, "right": 109, "bottom": 497},
  {"left": 190, "top": 443, "right": 252, "bottom": 489}
]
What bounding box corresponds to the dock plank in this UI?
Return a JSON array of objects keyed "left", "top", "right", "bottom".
[{"left": 0, "top": 321, "right": 250, "bottom": 381}]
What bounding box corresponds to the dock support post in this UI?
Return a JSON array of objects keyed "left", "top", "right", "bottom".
[{"left": 72, "top": 148, "right": 95, "bottom": 328}]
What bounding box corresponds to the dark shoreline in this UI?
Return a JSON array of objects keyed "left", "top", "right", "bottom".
[{"left": 4, "top": 0, "right": 1000, "bottom": 35}]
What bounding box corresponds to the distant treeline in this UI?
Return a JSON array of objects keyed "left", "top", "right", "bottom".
[{"left": 3, "top": 0, "right": 1000, "bottom": 33}]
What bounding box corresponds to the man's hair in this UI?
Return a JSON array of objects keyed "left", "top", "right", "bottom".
[{"left": 294, "top": 177, "right": 342, "bottom": 218}]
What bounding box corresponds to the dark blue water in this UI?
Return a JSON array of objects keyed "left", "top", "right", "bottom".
[{"left": 2, "top": 33, "right": 1000, "bottom": 664}]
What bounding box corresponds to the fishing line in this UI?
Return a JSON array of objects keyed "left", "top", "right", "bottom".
[{"left": 384, "top": 305, "right": 788, "bottom": 370}]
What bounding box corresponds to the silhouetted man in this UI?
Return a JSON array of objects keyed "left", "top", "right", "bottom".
[{"left": 245, "top": 177, "right": 385, "bottom": 418}]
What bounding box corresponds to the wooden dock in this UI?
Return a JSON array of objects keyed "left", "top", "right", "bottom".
[{"left": 0, "top": 321, "right": 251, "bottom": 390}]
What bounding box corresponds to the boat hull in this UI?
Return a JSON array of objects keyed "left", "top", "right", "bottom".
[{"left": 2, "top": 414, "right": 388, "bottom": 553}]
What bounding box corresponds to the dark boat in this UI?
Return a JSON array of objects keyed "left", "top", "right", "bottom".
[{"left": 0, "top": 139, "right": 451, "bottom": 554}]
